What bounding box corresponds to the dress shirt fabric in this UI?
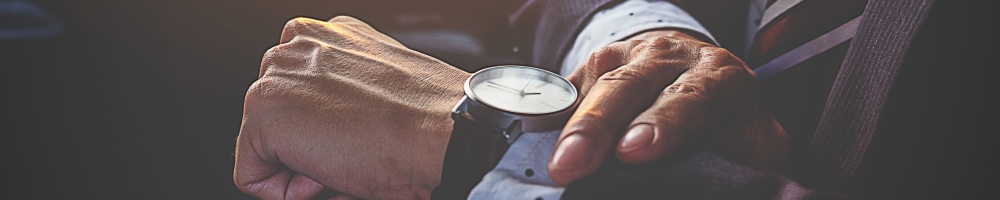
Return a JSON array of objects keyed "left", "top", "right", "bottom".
[
  {"left": 558, "top": 0, "right": 716, "bottom": 76},
  {"left": 499, "top": 0, "right": 964, "bottom": 199},
  {"left": 467, "top": 1, "right": 715, "bottom": 199}
]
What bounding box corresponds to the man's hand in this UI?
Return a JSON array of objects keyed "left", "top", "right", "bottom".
[
  {"left": 548, "top": 30, "right": 789, "bottom": 185},
  {"left": 233, "top": 16, "right": 468, "bottom": 200}
]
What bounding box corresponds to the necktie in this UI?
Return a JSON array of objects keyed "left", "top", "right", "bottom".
[
  {"left": 746, "top": 0, "right": 869, "bottom": 187},
  {"left": 748, "top": 0, "right": 868, "bottom": 79}
]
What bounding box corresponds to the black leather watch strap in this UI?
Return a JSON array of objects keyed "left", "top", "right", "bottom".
[{"left": 431, "top": 111, "right": 510, "bottom": 200}]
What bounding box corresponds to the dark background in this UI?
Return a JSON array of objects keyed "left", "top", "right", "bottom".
[
  {"left": 1, "top": 0, "right": 519, "bottom": 199},
  {"left": 2, "top": 0, "right": 998, "bottom": 199}
]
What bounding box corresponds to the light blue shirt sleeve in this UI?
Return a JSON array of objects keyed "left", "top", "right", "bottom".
[
  {"left": 467, "top": 1, "right": 716, "bottom": 199},
  {"left": 559, "top": 0, "right": 717, "bottom": 76}
]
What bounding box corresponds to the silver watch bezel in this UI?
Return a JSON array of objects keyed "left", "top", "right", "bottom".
[
  {"left": 463, "top": 65, "right": 577, "bottom": 116},
  {"left": 453, "top": 65, "right": 578, "bottom": 143}
]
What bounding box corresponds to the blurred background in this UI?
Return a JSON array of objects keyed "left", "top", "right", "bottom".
[
  {"left": 1, "top": 0, "right": 522, "bottom": 199},
  {"left": 2, "top": 0, "right": 999, "bottom": 199}
]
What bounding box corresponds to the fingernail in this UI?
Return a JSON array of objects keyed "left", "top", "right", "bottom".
[
  {"left": 619, "top": 124, "right": 655, "bottom": 153},
  {"left": 551, "top": 134, "right": 594, "bottom": 169}
]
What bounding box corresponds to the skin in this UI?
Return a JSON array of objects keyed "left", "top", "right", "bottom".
[
  {"left": 233, "top": 16, "right": 468, "bottom": 200},
  {"left": 234, "top": 16, "right": 788, "bottom": 199},
  {"left": 548, "top": 30, "right": 789, "bottom": 186}
]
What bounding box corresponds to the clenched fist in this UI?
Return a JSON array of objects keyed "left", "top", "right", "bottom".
[{"left": 233, "top": 16, "right": 468, "bottom": 200}]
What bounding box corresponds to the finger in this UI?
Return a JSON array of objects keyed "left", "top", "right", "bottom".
[
  {"left": 616, "top": 48, "right": 757, "bottom": 164},
  {"left": 312, "top": 187, "right": 345, "bottom": 200},
  {"left": 549, "top": 38, "right": 696, "bottom": 186},
  {"left": 260, "top": 17, "right": 331, "bottom": 78},
  {"left": 257, "top": 34, "right": 329, "bottom": 78},
  {"left": 547, "top": 41, "right": 636, "bottom": 186},
  {"left": 234, "top": 122, "right": 326, "bottom": 199},
  {"left": 564, "top": 40, "right": 636, "bottom": 97},
  {"left": 234, "top": 145, "right": 328, "bottom": 200},
  {"left": 279, "top": 17, "right": 327, "bottom": 44},
  {"left": 259, "top": 22, "right": 328, "bottom": 78},
  {"left": 287, "top": 173, "right": 330, "bottom": 200}
]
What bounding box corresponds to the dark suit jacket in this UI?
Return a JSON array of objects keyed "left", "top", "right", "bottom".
[{"left": 506, "top": 0, "right": 998, "bottom": 199}]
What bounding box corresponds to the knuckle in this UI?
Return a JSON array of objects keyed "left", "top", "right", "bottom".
[
  {"left": 283, "top": 17, "right": 306, "bottom": 28},
  {"left": 700, "top": 47, "right": 743, "bottom": 66},
  {"left": 329, "top": 15, "right": 357, "bottom": 23},
  {"left": 232, "top": 179, "right": 260, "bottom": 197},
  {"left": 664, "top": 82, "right": 703, "bottom": 94},
  {"left": 260, "top": 37, "right": 327, "bottom": 72},
  {"left": 699, "top": 60, "right": 754, "bottom": 83},
  {"left": 588, "top": 46, "right": 623, "bottom": 67},
  {"left": 282, "top": 17, "right": 320, "bottom": 35},
  {"left": 720, "top": 63, "right": 754, "bottom": 81},
  {"left": 283, "top": 35, "right": 326, "bottom": 50},
  {"left": 258, "top": 46, "right": 281, "bottom": 76},
  {"left": 638, "top": 37, "right": 697, "bottom": 63},
  {"left": 692, "top": 48, "right": 754, "bottom": 81},
  {"left": 232, "top": 159, "right": 271, "bottom": 198},
  {"left": 591, "top": 45, "right": 619, "bottom": 59},
  {"left": 703, "top": 48, "right": 730, "bottom": 60},
  {"left": 662, "top": 81, "right": 709, "bottom": 101},
  {"left": 566, "top": 111, "right": 615, "bottom": 135},
  {"left": 647, "top": 36, "right": 678, "bottom": 48},
  {"left": 280, "top": 17, "right": 332, "bottom": 43},
  {"left": 702, "top": 46, "right": 730, "bottom": 56},
  {"left": 598, "top": 67, "right": 652, "bottom": 86},
  {"left": 626, "top": 39, "right": 648, "bottom": 48},
  {"left": 639, "top": 36, "right": 683, "bottom": 55},
  {"left": 243, "top": 78, "right": 292, "bottom": 115},
  {"left": 629, "top": 39, "right": 653, "bottom": 55}
]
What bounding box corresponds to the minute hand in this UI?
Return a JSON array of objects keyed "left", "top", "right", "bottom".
[
  {"left": 520, "top": 79, "right": 534, "bottom": 95},
  {"left": 487, "top": 81, "right": 523, "bottom": 94}
]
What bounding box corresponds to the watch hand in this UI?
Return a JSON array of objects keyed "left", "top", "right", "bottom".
[
  {"left": 520, "top": 79, "right": 533, "bottom": 95},
  {"left": 487, "top": 81, "right": 523, "bottom": 93},
  {"left": 523, "top": 92, "right": 541, "bottom": 95},
  {"left": 487, "top": 84, "right": 521, "bottom": 95}
]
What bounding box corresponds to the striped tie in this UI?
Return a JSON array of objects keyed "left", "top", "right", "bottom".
[
  {"left": 747, "top": 0, "right": 878, "bottom": 188},
  {"left": 749, "top": 0, "right": 869, "bottom": 79}
]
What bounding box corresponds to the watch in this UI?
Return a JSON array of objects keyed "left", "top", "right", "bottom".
[{"left": 432, "top": 65, "right": 578, "bottom": 200}]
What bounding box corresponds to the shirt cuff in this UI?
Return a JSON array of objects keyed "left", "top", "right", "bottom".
[{"left": 560, "top": 0, "right": 718, "bottom": 76}]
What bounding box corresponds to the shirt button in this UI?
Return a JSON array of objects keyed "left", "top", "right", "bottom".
[{"left": 512, "top": 45, "right": 520, "bottom": 53}]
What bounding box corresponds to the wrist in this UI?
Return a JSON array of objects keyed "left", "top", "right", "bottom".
[{"left": 414, "top": 69, "right": 470, "bottom": 192}]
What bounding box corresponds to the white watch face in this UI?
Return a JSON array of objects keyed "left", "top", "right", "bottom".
[{"left": 467, "top": 66, "right": 577, "bottom": 115}]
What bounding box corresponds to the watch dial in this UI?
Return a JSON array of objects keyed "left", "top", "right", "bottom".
[{"left": 468, "top": 66, "right": 577, "bottom": 114}]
